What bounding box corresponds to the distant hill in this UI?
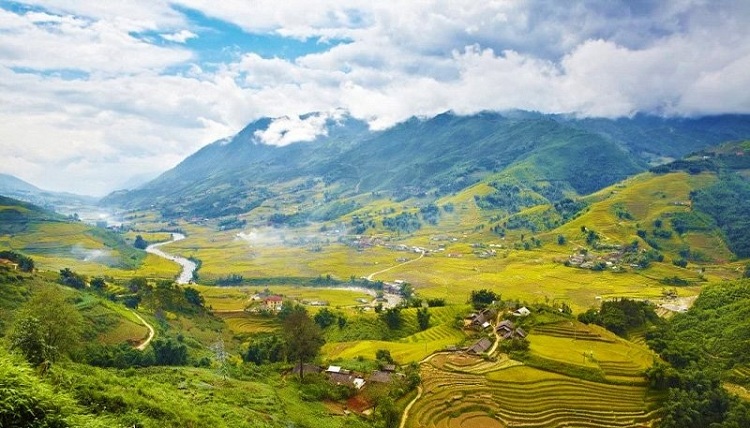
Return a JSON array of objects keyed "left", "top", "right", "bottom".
[
  {"left": 0, "top": 195, "right": 145, "bottom": 270},
  {"left": 101, "top": 111, "right": 750, "bottom": 221},
  {"left": 0, "top": 173, "right": 97, "bottom": 210}
]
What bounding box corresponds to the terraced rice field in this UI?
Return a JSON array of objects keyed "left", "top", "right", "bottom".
[
  {"left": 217, "top": 312, "right": 279, "bottom": 334},
  {"left": 407, "top": 358, "right": 660, "bottom": 428}
]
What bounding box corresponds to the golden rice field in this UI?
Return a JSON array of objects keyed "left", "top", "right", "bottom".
[{"left": 404, "top": 320, "right": 661, "bottom": 428}]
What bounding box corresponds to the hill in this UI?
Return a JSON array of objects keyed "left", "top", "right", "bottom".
[
  {"left": 0, "top": 195, "right": 148, "bottom": 273},
  {"left": 0, "top": 173, "right": 98, "bottom": 210},
  {"left": 101, "top": 111, "right": 750, "bottom": 221}
]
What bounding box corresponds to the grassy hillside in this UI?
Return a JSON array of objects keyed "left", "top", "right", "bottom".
[{"left": 0, "top": 196, "right": 161, "bottom": 275}]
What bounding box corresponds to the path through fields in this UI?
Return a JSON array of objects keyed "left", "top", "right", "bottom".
[
  {"left": 366, "top": 250, "right": 425, "bottom": 281},
  {"left": 131, "top": 310, "right": 155, "bottom": 351}
]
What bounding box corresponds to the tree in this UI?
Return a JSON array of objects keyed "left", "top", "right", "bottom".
[
  {"left": 381, "top": 307, "right": 402, "bottom": 330},
  {"left": 557, "top": 234, "right": 567, "bottom": 245},
  {"left": 10, "top": 287, "right": 83, "bottom": 366},
  {"left": 416, "top": 307, "right": 431, "bottom": 331},
  {"left": 313, "top": 307, "right": 336, "bottom": 329},
  {"left": 58, "top": 267, "right": 86, "bottom": 289},
  {"left": 470, "top": 289, "right": 500, "bottom": 310},
  {"left": 152, "top": 338, "right": 188, "bottom": 365},
  {"left": 282, "top": 306, "right": 324, "bottom": 380},
  {"left": 183, "top": 287, "right": 205, "bottom": 308},
  {"left": 134, "top": 235, "right": 148, "bottom": 250},
  {"left": 90, "top": 276, "right": 106, "bottom": 291}
]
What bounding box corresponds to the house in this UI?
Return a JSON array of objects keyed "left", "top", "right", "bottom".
[
  {"left": 513, "top": 307, "right": 531, "bottom": 317},
  {"left": 514, "top": 327, "right": 527, "bottom": 339},
  {"left": 292, "top": 363, "right": 323, "bottom": 377},
  {"left": 467, "top": 337, "right": 493, "bottom": 354},
  {"left": 369, "top": 370, "right": 393, "bottom": 384},
  {"left": 381, "top": 364, "right": 396, "bottom": 372},
  {"left": 467, "top": 308, "right": 497, "bottom": 328},
  {"left": 496, "top": 320, "right": 516, "bottom": 337},
  {"left": 264, "top": 295, "right": 283, "bottom": 311},
  {"left": 326, "top": 366, "right": 366, "bottom": 390},
  {"left": 0, "top": 259, "right": 18, "bottom": 270}
]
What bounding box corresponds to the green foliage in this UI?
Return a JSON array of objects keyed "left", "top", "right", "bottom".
[
  {"left": 243, "top": 334, "right": 286, "bottom": 365},
  {"left": 0, "top": 250, "right": 35, "bottom": 272},
  {"left": 380, "top": 307, "right": 403, "bottom": 330},
  {"left": 183, "top": 287, "right": 204, "bottom": 308},
  {"left": 11, "top": 286, "right": 83, "bottom": 365},
  {"left": 133, "top": 235, "right": 148, "bottom": 250},
  {"left": 282, "top": 306, "right": 324, "bottom": 380},
  {"left": 578, "top": 298, "right": 660, "bottom": 336},
  {"left": 375, "top": 349, "right": 394, "bottom": 364},
  {"left": 58, "top": 268, "right": 86, "bottom": 289},
  {"left": 499, "top": 337, "right": 530, "bottom": 353},
  {"left": 691, "top": 173, "right": 750, "bottom": 257},
  {"left": 470, "top": 289, "right": 500, "bottom": 310},
  {"left": 416, "top": 307, "right": 431, "bottom": 331},
  {"left": 382, "top": 212, "right": 421, "bottom": 234},
  {"left": 0, "top": 351, "right": 73, "bottom": 428},
  {"left": 313, "top": 308, "right": 337, "bottom": 329},
  {"left": 151, "top": 338, "right": 188, "bottom": 366},
  {"left": 83, "top": 343, "right": 155, "bottom": 369},
  {"left": 89, "top": 277, "right": 106, "bottom": 291}
]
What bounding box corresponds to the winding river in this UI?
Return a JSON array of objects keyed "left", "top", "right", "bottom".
[{"left": 145, "top": 233, "right": 196, "bottom": 284}]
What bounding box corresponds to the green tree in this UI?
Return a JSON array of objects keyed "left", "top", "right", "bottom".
[
  {"left": 134, "top": 235, "right": 148, "bottom": 250},
  {"left": 282, "top": 306, "right": 324, "bottom": 380},
  {"left": 416, "top": 307, "right": 431, "bottom": 331},
  {"left": 313, "top": 307, "right": 336, "bottom": 329},
  {"left": 10, "top": 287, "right": 83, "bottom": 366},
  {"left": 183, "top": 287, "right": 204, "bottom": 308},
  {"left": 470, "top": 289, "right": 500, "bottom": 310},
  {"left": 90, "top": 276, "right": 106, "bottom": 291},
  {"left": 58, "top": 267, "right": 86, "bottom": 289},
  {"left": 381, "top": 307, "right": 402, "bottom": 330},
  {"left": 152, "top": 338, "right": 188, "bottom": 366}
]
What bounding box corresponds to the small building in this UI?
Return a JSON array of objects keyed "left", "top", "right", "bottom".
[
  {"left": 381, "top": 364, "right": 397, "bottom": 372},
  {"left": 369, "top": 370, "right": 393, "bottom": 384},
  {"left": 0, "top": 259, "right": 18, "bottom": 270},
  {"left": 513, "top": 307, "right": 531, "bottom": 317},
  {"left": 292, "top": 363, "right": 323, "bottom": 377},
  {"left": 264, "top": 295, "right": 283, "bottom": 311},
  {"left": 467, "top": 337, "right": 493, "bottom": 354},
  {"left": 496, "top": 320, "right": 516, "bottom": 337}
]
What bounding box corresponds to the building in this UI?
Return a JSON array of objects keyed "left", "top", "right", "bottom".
[
  {"left": 264, "top": 295, "right": 284, "bottom": 311},
  {"left": 513, "top": 307, "right": 531, "bottom": 317},
  {"left": 467, "top": 337, "right": 493, "bottom": 354}
]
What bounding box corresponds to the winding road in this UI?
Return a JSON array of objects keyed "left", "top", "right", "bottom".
[
  {"left": 131, "top": 310, "right": 155, "bottom": 351},
  {"left": 366, "top": 250, "right": 425, "bottom": 281}
]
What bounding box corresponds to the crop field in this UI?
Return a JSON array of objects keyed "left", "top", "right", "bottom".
[
  {"left": 193, "top": 285, "right": 375, "bottom": 312},
  {"left": 217, "top": 312, "right": 279, "bottom": 335},
  {"left": 407, "top": 357, "right": 660, "bottom": 428},
  {"left": 527, "top": 324, "right": 655, "bottom": 382}
]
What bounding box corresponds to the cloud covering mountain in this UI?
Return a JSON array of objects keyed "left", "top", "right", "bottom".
[{"left": 1, "top": 1, "right": 750, "bottom": 195}]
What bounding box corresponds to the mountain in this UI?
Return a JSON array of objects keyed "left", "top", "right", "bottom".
[
  {"left": 101, "top": 111, "right": 750, "bottom": 220},
  {"left": 0, "top": 173, "right": 98, "bottom": 210}
]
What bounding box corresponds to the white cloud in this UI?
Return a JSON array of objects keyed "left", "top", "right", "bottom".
[
  {"left": 161, "top": 29, "right": 197, "bottom": 43},
  {"left": 253, "top": 110, "right": 345, "bottom": 146},
  {"left": 1, "top": 1, "right": 750, "bottom": 195}
]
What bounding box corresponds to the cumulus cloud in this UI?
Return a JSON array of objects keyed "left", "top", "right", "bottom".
[
  {"left": 161, "top": 29, "right": 197, "bottom": 43},
  {"left": 1, "top": 0, "right": 750, "bottom": 195},
  {"left": 253, "top": 110, "right": 345, "bottom": 146}
]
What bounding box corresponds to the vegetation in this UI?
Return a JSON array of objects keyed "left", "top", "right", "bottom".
[
  {"left": 282, "top": 306, "right": 324, "bottom": 380},
  {"left": 578, "top": 298, "right": 661, "bottom": 336},
  {"left": 646, "top": 280, "right": 750, "bottom": 427}
]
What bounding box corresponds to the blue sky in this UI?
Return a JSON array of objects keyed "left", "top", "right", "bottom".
[{"left": 1, "top": 0, "right": 749, "bottom": 195}]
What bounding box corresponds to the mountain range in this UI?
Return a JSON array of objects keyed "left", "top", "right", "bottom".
[{"left": 101, "top": 111, "right": 750, "bottom": 220}]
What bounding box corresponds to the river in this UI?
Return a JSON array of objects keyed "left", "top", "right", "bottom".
[{"left": 145, "top": 233, "right": 196, "bottom": 285}]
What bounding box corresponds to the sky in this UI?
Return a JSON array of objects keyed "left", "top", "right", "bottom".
[{"left": 1, "top": 0, "right": 750, "bottom": 196}]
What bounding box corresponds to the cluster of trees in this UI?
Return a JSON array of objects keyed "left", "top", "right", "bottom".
[
  {"left": 691, "top": 173, "right": 750, "bottom": 257},
  {"left": 578, "top": 298, "right": 660, "bottom": 336},
  {"left": 470, "top": 289, "right": 501, "bottom": 310},
  {"left": 382, "top": 212, "right": 421, "bottom": 234},
  {"left": 645, "top": 280, "right": 750, "bottom": 427},
  {"left": 0, "top": 250, "right": 34, "bottom": 272}
]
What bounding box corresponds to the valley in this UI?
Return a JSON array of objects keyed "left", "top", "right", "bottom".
[{"left": 2, "top": 113, "right": 750, "bottom": 428}]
